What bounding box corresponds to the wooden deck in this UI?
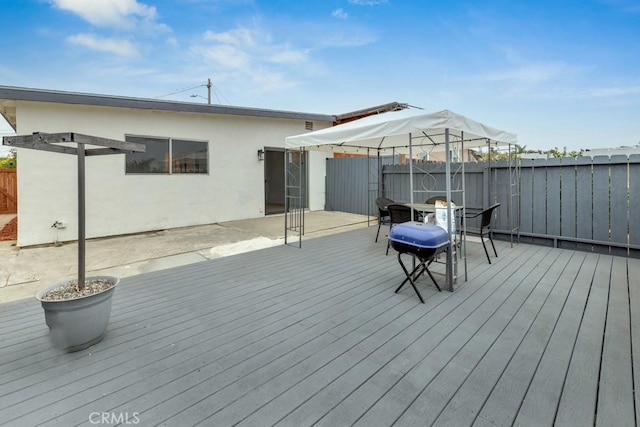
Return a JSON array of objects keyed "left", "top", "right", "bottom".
[{"left": 1, "top": 227, "right": 639, "bottom": 426}]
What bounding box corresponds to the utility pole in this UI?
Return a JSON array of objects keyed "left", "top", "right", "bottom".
[{"left": 207, "top": 78, "right": 211, "bottom": 104}]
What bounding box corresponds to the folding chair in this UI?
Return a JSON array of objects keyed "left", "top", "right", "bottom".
[
  {"left": 375, "top": 197, "right": 394, "bottom": 242},
  {"left": 465, "top": 203, "right": 501, "bottom": 264}
]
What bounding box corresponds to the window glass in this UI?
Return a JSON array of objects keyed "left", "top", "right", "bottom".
[
  {"left": 172, "top": 139, "right": 208, "bottom": 174},
  {"left": 125, "top": 136, "right": 209, "bottom": 174},
  {"left": 125, "top": 136, "right": 169, "bottom": 174}
]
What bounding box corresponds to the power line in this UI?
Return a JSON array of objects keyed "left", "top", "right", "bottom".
[
  {"left": 155, "top": 78, "right": 231, "bottom": 105},
  {"left": 155, "top": 84, "right": 204, "bottom": 99}
]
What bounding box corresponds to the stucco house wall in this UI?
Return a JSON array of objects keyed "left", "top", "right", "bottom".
[{"left": 4, "top": 91, "right": 334, "bottom": 246}]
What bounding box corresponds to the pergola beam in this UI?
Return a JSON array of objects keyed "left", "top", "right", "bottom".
[
  {"left": 2, "top": 132, "right": 145, "bottom": 154},
  {"left": 1, "top": 132, "right": 145, "bottom": 290}
]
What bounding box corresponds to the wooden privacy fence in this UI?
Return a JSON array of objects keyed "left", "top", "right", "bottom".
[
  {"left": 0, "top": 169, "right": 17, "bottom": 214},
  {"left": 326, "top": 157, "right": 516, "bottom": 232},
  {"left": 325, "top": 155, "right": 639, "bottom": 257},
  {"left": 519, "top": 155, "right": 640, "bottom": 257}
]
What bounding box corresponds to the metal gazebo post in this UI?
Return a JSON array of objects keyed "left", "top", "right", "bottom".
[{"left": 444, "top": 128, "right": 454, "bottom": 292}]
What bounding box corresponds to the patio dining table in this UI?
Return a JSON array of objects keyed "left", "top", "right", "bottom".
[{"left": 402, "top": 202, "right": 463, "bottom": 216}]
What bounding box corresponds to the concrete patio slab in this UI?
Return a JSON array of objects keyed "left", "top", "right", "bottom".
[{"left": 0, "top": 211, "right": 371, "bottom": 303}]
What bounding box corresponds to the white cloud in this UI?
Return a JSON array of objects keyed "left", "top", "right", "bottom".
[
  {"left": 569, "top": 85, "right": 640, "bottom": 99},
  {"left": 267, "top": 49, "right": 309, "bottom": 64},
  {"left": 190, "top": 25, "right": 314, "bottom": 94},
  {"left": 250, "top": 69, "right": 297, "bottom": 92},
  {"left": 188, "top": 20, "right": 378, "bottom": 97},
  {"left": 203, "top": 27, "right": 258, "bottom": 48},
  {"left": 194, "top": 43, "right": 252, "bottom": 69},
  {"left": 598, "top": 0, "right": 640, "bottom": 13},
  {"left": 482, "top": 62, "right": 578, "bottom": 85},
  {"left": 314, "top": 30, "right": 377, "bottom": 48},
  {"left": 348, "top": 0, "right": 388, "bottom": 5},
  {"left": 66, "top": 33, "right": 138, "bottom": 56},
  {"left": 476, "top": 59, "right": 640, "bottom": 103},
  {"left": 49, "top": 0, "right": 163, "bottom": 29},
  {"left": 332, "top": 8, "right": 348, "bottom": 19},
  {"left": 198, "top": 27, "right": 309, "bottom": 69}
]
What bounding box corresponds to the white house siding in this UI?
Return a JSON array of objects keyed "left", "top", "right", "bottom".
[{"left": 14, "top": 101, "right": 332, "bottom": 246}]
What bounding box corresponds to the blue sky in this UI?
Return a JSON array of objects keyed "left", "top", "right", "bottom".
[{"left": 1, "top": 0, "right": 639, "bottom": 154}]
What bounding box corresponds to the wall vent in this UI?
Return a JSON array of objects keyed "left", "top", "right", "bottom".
[{"left": 305, "top": 121, "right": 313, "bottom": 131}]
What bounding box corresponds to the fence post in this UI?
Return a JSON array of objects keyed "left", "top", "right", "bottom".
[{"left": 0, "top": 169, "right": 18, "bottom": 214}]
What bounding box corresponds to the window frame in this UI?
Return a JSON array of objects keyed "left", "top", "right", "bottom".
[{"left": 124, "top": 134, "right": 210, "bottom": 175}]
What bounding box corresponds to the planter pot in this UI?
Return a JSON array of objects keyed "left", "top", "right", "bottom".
[{"left": 36, "top": 276, "right": 119, "bottom": 352}]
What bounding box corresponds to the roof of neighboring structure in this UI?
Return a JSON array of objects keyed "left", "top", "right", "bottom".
[
  {"left": 521, "top": 144, "right": 640, "bottom": 159},
  {"left": 0, "top": 85, "right": 336, "bottom": 130},
  {"left": 334, "top": 101, "right": 409, "bottom": 125},
  {"left": 581, "top": 145, "right": 640, "bottom": 157}
]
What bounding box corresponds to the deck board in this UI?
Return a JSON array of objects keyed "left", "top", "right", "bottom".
[
  {"left": 473, "top": 249, "right": 583, "bottom": 426},
  {"left": 596, "top": 256, "right": 635, "bottom": 426},
  {"left": 429, "top": 248, "right": 573, "bottom": 426},
  {"left": 514, "top": 252, "right": 598, "bottom": 426},
  {"left": 0, "top": 226, "right": 639, "bottom": 427},
  {"left": 340, "top": 243, "right": 548, "bottom": 427},
  {"left": 388, "top": 246, "right": 553, "bottom": 427},
  {"left": 555, "top": 255, "right": 612, "bottom": 426}
]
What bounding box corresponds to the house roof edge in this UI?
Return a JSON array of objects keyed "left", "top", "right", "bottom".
[{"left": 0, "top": 85, "right": 336, "bottom": 122}]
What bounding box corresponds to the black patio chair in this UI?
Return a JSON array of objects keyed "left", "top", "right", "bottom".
[
  {"left": 375, "top": 197, "right": 394, "bottom": 242},
  {"left": 465, "top": 203, "right": 501, "bottom": 264},
  {"left": 385, "top": 203, "right": 421, "bottom": 255}
]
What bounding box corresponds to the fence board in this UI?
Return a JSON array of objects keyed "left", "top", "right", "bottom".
[
  {"left": 546, "top": 158, "right": 562, "bottom": 237},
  {"left": 532, "top": 159, "right": 548, "bottom": 236},
  {"left": 610, "top": 155, "right": 629, "bottom": 256},
  {"left": 630, "top": 155, "right": 640, "bottom": 256},
  {"left": 0, "top": 169, "right": 17, "bottom": 214},
  {"left": 464, "top": 163, "right": 485, "bottom": 210},
  {"left": 492, "top": 161, "right": 512, "bottom": 231},
  {"left": 326, "top": 157, "right": 372, "bottom": 215},
  {"left": 520, "top": 159, "right": 534, "bottom": 235},
  {"left": 325, "top": 155, "right": 637, "bottom": 256},
  {"left": 560, "top": 158, "right": 577, "bottom": 250},
  {"left": 385, "top": 164, "right": 409, "bottom": 202},
  {"left": 592, "top": 156, "right": 610, "bottom": 253},
  {"left": 575, "top": 157, "right": 593, "bottom": 251}
]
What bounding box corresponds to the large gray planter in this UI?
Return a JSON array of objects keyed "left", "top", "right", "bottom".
[{"left": 36, "top": 276, "right": 119, "bottom": 352}]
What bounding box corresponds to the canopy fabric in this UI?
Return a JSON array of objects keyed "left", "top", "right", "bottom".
[
  {"left": 284, "top": 108, "right": 517, "bottom": 291},
  {"left": 285, "top": 109, "right": 517, "bottom": 154}
]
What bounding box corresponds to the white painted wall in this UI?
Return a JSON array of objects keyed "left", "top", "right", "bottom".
[{"left": 15, "top": 101, "right": 332, "bottom": 246}]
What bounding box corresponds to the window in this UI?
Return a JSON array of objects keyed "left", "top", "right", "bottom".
[
  {"left": 125, "top": 135, "right": 208, "bottom": 174},
  {"left": 172, "top": 139, "right": 208, "bottom": 173},
  {"left": 125, "top": 136, "right": 169, "bottom": 174}
]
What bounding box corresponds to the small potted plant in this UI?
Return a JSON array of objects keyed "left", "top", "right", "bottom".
[{"left": 3, "top": 132, "right": 144, "bottom": 352}]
